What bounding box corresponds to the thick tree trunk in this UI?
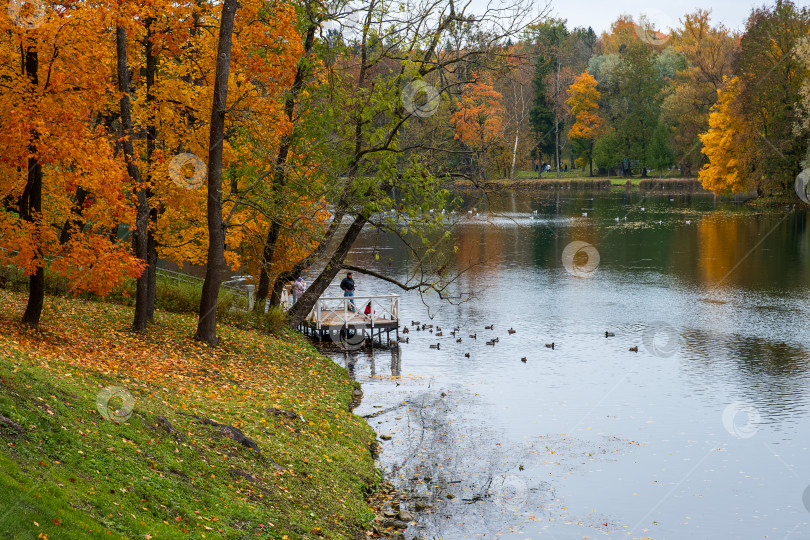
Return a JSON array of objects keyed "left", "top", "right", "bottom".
[
  {"left": 117, "top": 27, "right": 150, "bottom": 333},
  {"left": 21, "top": 46, "right": 44, "bottom": 327},
  {"left": 286, "top": 216, "right": 367, "bottom": 328},
  {"left": 194, "top": 0, "right": 238, "bottom": 345},
  {"left": 21, "top": 158, "right": 44, "bottom": 326},
  {"left": 144, "top": 19, "right": 158, "bottom": 322},
  {"left": 253, "top": 221, "right": 281, "bottom": 311}
]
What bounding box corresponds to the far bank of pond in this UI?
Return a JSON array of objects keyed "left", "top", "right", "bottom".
[{"left": 446, "top": 176, "right": 720, "bottom": 192}]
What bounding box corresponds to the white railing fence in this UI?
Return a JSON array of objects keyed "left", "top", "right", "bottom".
[{"left": 308, "top": 294, "right": 399, "bottom": 329}]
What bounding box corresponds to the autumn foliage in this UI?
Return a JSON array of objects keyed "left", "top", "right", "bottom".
[
  {"left": 699, "top": 78, "right": 750, "bottom": 193},
  {"left": 0, "top": 4, "right": 144, "bottom": 298},
  {"left": 451, "top": 80, "right": 506, "bottom": 177}
]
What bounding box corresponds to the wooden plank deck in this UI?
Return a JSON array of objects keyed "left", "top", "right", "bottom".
[{"left": 310, "top": 311, "right": 398, "bottom": 329}]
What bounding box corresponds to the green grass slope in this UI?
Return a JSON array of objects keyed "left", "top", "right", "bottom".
[{"left": 0, "top": 289, "right": 379, "bottom": 539}]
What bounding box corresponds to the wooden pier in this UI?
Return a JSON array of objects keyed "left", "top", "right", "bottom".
[{"left": 299, "top": 294, "right": 400, "bottom": 348}]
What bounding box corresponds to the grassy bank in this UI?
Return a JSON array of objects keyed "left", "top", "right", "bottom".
[{"left": 0, "top": 288, "right": 379, "bottom": 539}]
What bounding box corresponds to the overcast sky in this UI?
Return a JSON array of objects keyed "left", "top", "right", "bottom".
[{"left": 546, "top": 0, "right": 762, "bottom": 34}]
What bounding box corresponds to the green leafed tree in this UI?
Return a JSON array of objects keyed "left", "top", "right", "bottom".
[{"left": 647, "top": 123, "right": 674, "bottom": 177}]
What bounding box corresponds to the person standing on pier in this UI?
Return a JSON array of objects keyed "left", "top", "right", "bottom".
[{"left": 340, "top": 272, "right": 356, "bottom": 312}]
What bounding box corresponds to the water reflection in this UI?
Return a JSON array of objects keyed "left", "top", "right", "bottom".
[{"left": 319, "top": 190, "right": 810, "bottom": 538}]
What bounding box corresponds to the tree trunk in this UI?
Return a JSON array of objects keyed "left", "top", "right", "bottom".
[
  {"left": 286, "top": 216, "right": 367, "bottom": 328},
  {"left": 21, "top": 46, "right": 44, "bottom": 327},
  {"left": 145, "top": 18, "right": 159, "bottom": 322},
  {"left": 194, "top": 0, "right": 238, "bottom": 345},
  {"left": 146, "top": 217, "right": 158, "bottom": 319},
  {"left": 253, "top": 221, "right": 281, "bottom": 312},
  {"left": 117, "top": 27, "right": 150, "bottom": 333},
  {"left": 510, "top": 127, "right": 519, "bottom": 179},
  {"left": 58, "top": 187, "right": 88, "bottom": 244},
  {"left": 267, "top": 209, "right": 345, "bottom": 309},
  {"left": 21, "top": 158, "right": 44, "bottom": 326},
  {"left": 252, "top": 11, "right": 317, "bottom": 312},
  {"left": 554, "top": 55, "right": 561, "bottom": 179}
]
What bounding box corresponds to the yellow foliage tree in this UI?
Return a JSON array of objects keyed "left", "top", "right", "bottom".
[
  {"left": 699, "top": 77, "right": 751, "bottom": 193},
  {"left": 566, "top": 71, "right": 603, "bottom": 176}
]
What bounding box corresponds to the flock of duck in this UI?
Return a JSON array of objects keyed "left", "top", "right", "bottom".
[{"left": 399, "top": 321, "right": 641, "bottom": 362}]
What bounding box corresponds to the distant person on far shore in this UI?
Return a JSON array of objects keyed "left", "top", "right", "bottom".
[
  {"left": 340, "top": 272, "right": 356, "bottom": 312},
  {"left": 292, "top": 276, "right": 306, "bottom": 304}
]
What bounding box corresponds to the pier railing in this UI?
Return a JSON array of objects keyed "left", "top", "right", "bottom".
[{"left": 308, "top": 294, "right": 399, "bottom": 329}]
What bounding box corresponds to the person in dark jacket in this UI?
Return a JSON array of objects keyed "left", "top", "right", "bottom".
[{"left": 340, "top": 272, "right": 356, "bottom": 312}]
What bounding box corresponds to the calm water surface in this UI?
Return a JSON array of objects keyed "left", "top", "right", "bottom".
[{"left": 319, "top": 190, "right": 810, "bottom": 539}]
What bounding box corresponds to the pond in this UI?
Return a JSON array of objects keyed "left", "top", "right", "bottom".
[{"left": 318, "top": 189, "right": 810, "bottom": 539}]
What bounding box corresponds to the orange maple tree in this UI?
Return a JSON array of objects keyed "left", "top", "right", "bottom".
[
  {"left": 451, "top": 80, "right": 506, "bottom": 179},
  {"left": 0, "top": 3, "right": 144, "bottom": 325}
]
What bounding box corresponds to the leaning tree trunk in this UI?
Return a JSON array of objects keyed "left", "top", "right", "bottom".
[
  {"left": 267, "top": 208, "right": 346, "bottom": 309},
  {"left": 194, "top": 0, "right": 238, "bottom": 345},
  {"left": 286, "top": 216, "right": 367, "bottom": 328},
  {"left": 20, "top": 45, "right": 44, "bottom": 327},
  {"left": 117, "top": 26, "right": 150, "bottom": 332}
]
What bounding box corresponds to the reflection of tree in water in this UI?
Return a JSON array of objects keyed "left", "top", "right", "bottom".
[
  {"left": 381, "top": 390, "right": 628, "bottom": 538},
  {"left": 681, "top": 329, "right": 810, "bottom": 421},
  {"left": 391, "top": 348, "right": 401, "bottom": 377}
]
